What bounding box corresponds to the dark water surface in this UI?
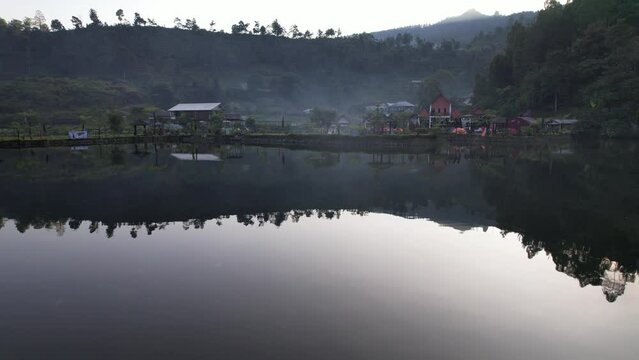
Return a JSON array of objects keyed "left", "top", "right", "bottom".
[{"left": 0, "top": 142, "right": 637, "bottom": 359}]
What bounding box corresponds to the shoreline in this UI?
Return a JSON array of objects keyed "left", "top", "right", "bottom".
[{"left": 0, "top": 133, "right": 575, "bottom": 150}]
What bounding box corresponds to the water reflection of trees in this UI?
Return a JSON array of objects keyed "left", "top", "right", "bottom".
[
  {"left": 2, "top": 141, "right": 638, "bottom": 302},
  {"left": 474, "top": 141, "right": 639, "bottom": 302},
  {"left": 5, "top": 210, "right": 367, "bottom": 238}
]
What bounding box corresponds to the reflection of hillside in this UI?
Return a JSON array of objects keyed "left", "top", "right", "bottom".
[
  {"left": 472, "top": 141, "right": 639, "bottom": 301},
  {"left": 1, "top": 142, "right": 638, "bottom": 301},
  {"left": 0, "top": 144, "right": 492, "bottom": 226}
]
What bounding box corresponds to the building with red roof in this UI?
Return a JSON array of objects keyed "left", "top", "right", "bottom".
[{"left": 427, "top": 95, "right": 455, "bottom": 128}]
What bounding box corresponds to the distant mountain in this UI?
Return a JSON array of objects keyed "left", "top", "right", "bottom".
[
  {"left": 372, "top": 10, "right": 536, "bottom": 44},
  {"left": 440, "top": 9, "right": 489, "bottom": 24}
]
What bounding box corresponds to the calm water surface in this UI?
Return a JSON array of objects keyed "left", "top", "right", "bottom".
[{"left": 0, "top": 142, "right": 637, "bottom": 359}]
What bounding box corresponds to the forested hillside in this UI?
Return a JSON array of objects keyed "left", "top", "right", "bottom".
[
  {"left": 373, "top": 10, "right": 536, "bottom": 44},
  {"left": 474, "top": 0, "right": 639, "bottom": 136},
  {"left": 0, "top": 13, "right": 501, "bottom": 125}
]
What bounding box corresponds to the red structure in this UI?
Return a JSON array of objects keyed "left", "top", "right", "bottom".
[
  {"left": 507, "top": 117, "right": 535, "bottom": 133},
  {"left": 427, "top": 95, "right": 454, "bottom": 128},
  {"left": 430, "top": 95, "right": 453, "bottom": 116}
]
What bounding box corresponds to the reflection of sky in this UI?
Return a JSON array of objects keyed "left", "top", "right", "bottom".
[{"left": 0, "top": 213, "right": 636, "bottom": 359}]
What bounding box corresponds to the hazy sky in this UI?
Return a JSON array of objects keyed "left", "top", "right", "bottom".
[{"left": 4, "top": 0, "right": 545, "bottom": 34}]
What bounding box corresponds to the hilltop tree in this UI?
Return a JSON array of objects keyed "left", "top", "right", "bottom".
[
  {"left": 209, "top": 20, "right": 216, "bottom": 32},
  {"left": 271, "top": 19, "right": 284, "bottom": 36},
  {"left": 133, "top": 13, "right": 147, "bottom": 26},
  {"left": 398, "top": 33, "right": 413, "bottom": 46},
  {"left": 116, "top": 9, "right": 125, "bottom": 22},
  {"left": 252, "top": 21, "right": 261, "bottom": 34},
  {"left": 184, "top": 18, "right": 199, "bottom": 31},
  {"left": 289, "top": 25, "right": 302, "bottom": 38},
  {"left": 303, "top": 30, "right": 312, "bottom": 39},
  {"left": 325, "top": 28, "right": 336, "bottom": 38},
  {"left": 231, "top": 21, "right": 249, "bottom": 34},
  {"left": 7, "top": 19, "right": 24, "bottom": 32},
  {"left": 70, "top": 16, "right": 83, "bottom": 29},
  {"left": 50, "top": 19, "right": 65, "bottom": 31},
  {"left": 33, "top": 10, "right": 48, "bottom": 31},
  {"left": 147, "top": 18, "right": 158, "bottom": 26},
  {"left": 116, "top": 9, "right": 129, "bottom": 25},
  {"left": 88, "top": 9, "right": 102, "bottom": 27},
  {"left": 22, "top": 17, "right": 33, "bottom": 31},
  {"left": 174, "top": 17, "right": 183, "bottom": 29},
  {"left": 0, "top": 18, "right": 7, "bottom": 29}
]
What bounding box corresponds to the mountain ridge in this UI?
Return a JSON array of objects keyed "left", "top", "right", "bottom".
[
  {"left": 440, "top": 9, "right": 489, "bottom": 24},
  {"left": 372, "top": 10, "right": 536, "bottom": 43}
]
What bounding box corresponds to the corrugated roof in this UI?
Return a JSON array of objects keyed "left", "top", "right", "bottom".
[
  {"left": 390, "top": 101, "right": 415, "bottom": 107},
  {"left": 432, "top": 95, "right": 451, "bottom": 105},
  {"left": 168, "top": 103, "right": 222, "bottom": 112}
]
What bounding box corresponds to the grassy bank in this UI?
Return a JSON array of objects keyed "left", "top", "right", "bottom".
[{"left": 0, "top": 132, "right": 580, "bottom": 151}]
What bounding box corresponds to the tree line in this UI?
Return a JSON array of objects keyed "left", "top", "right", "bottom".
[
  {"left": 0, "top": 9, "right": 343, "bottom": 39},
  {"left": 473, "top": 0, "right": 639, "bottom": 136}
]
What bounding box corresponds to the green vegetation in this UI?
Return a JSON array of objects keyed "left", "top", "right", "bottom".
[
  {"left": 309, "top": 109, "right": 337, "bottom": 130},
  {"left": 0, "top": 8, "right": 507, "bottom": 129},
  {"left": 474, "top": 0, "right": 639, "bottom": 137},
  {"left": 107, "top": 112, "right": 124, "bottom": 133}
]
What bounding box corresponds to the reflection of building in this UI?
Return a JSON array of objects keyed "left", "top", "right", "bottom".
[
  {"left": 600, "top": 259, "right": 636, "bottom": 303},
  {"left": 171, "top": 153, "right": 221, "bottom": 161}
]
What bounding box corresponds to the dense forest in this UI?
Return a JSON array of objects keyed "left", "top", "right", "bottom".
[
  {"left": 474, "top": 0, "right": 639, "bottom": 136},
  {"left": 0, "top": 9, "right": 503, "bottom": 126}
]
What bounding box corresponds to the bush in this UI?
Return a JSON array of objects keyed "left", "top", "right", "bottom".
[{"left": 107, "top": 112, "right": 124, "bottom": 133}]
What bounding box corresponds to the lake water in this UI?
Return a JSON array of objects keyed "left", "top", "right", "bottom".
[{"left": 0, "top": 142, "right": 638, "bottom": 359}]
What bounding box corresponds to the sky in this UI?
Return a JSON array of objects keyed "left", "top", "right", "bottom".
[{"left": 3, "top": 0, "right": 545, "bottom": 34}]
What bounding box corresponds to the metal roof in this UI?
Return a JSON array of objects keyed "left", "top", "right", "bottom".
[
  {"left": 168, "top": 103, "right": 222, "bottom": 112},
  {"left": 389, "top": 101, "right": 415, "bottom": 107},
  {"left": 549, "top": 119, "right": 579, "bottom": 125}
]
